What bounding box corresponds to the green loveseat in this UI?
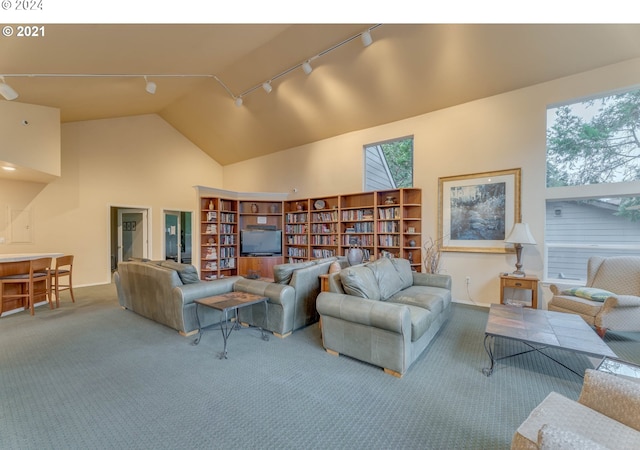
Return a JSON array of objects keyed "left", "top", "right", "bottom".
[{"left": 317, "top": 257, "right": 452, "bottom": 377}]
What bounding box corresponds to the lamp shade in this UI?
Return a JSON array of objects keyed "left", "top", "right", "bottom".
[
  {"left": 504, "top": 223, "right": 536, "bottom": 245},
  {"left": 0, "top": 77, "right": 18, "bottom": 101}
]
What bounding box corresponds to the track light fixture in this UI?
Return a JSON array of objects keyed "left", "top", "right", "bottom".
[
  {"left": 0, "top": 24, "right": 382, "bottom": 108},
  {"left": 0, "top": 76, "right": 19, "bottom": 100},
  {"left": 361, "top": 30, "right": 373, "bottom": 47},
  {"left": 144, "top": 76, "right": 156, "bottom": 94}
]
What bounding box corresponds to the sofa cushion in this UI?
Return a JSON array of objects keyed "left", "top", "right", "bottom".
[
  {"left": 367, "top": 257, "right": 407, "bottom": 300},
  {"left": 561, "top": 286, "right": 616, "bottom": 302},
  {"left": 340, "top": 265, "right": 381, "bottom": 300},
  {"left": 389, "top": 285, "right": 447, "bottom": 315},
  {"left": 159, "top": 261, "right": 200, "bottom": 284},
  {"left": 405, "top": 305, "right": 434, "bottom": 342},
  {"left": 273, "top": 261, "right": 315, "bottom": 284}
]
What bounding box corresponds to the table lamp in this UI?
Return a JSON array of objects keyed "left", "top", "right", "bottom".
[{"left": 504, "top": 223, "right": 536, "bottom": 276}]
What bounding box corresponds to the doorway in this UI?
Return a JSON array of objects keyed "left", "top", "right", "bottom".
[
  {"left": 164, "top": 210, "right": 192, "bottom": 263},
  {"left": 110, "top": 207, "right": 149, "bottom": 270}
]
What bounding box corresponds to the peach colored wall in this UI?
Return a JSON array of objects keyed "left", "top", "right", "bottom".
[
  {"left": 0, "top": 102, "right": 60, "bottom": 180},
  {"left": 0, "top": 114, "right": 223, "bottom": 286},
  {"left": 223, "top": 58, "right": 640, "bottom": 306}
]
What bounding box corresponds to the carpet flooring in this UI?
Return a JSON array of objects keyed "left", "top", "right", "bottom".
[{"left": 1, "top": 283, "right": 638, "bottom": 449}]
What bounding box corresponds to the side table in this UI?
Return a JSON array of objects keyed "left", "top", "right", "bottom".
[
  {"left": 500, "top": 274, "right": 539, "bottom": 309},
  {"left": 194, "top": 291, "right": 269, "bottom": 359}
]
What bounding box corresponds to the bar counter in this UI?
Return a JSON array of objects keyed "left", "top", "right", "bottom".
[{"left": 0, "top": 253, "right": 63, "bottom": 315}]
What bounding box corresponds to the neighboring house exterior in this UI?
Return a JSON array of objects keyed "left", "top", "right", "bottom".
[{"left": 545, "top": 199, "right": 640, "bottom": 281}]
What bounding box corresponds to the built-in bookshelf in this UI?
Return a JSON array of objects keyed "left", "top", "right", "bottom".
[
  {"left": 200, "top": 188, "right": 422, "bottom": 274},
  {"left": 282, "top": 188, "right": 422, "bottom": 271},
  {"left": 199, "top": 196, "right": 238, "bottom": 280}
]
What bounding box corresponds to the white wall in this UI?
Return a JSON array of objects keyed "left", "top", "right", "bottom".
[
  {"left": 223, "top": 58, "right": 640, "bottom": 306},
  {"left": 0, "top": 114, "right": 224, "bottom": 286}
]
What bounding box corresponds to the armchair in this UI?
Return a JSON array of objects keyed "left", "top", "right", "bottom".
[{"left": 548, "top": 256, "right": 640, "bottom": 337}]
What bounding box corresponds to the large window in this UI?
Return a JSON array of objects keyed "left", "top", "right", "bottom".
[
  {"left": 364, "top": 136, "right": 413, "bottom": 191},
  {"left": 546, "top": 88, "right": 640, "bottom": 282}
]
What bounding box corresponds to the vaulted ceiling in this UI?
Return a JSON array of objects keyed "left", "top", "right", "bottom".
[{"left": 3, "top": 24, "right": 640, "bottom": 165}]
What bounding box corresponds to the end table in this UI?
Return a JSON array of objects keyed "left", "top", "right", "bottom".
[{"left": 500, "top": 274, "right": 539, "bottom": 309}]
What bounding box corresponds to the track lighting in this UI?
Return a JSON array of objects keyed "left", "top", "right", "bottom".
[
  {"left": 144, "top": 76, "right": 156, "bottom": 94},
  {"left": 234, "top": 97, "right": 243, "bottom": 107},
  {"left": 262, "top": 81, "right": 272, "bottom": 94},
  {"left": 0, "top": 76, "right": 18, "bottom": 100},
  {"left": 361, "top": 30, "right": 373, "bottom": 47},
  {"left": 302, "top": 61, "right": 313, "bottom": 75}
]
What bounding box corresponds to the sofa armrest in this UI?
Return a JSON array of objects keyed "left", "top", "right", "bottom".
[
  {"left": 174, "top": 277, "right": 240, "bottom": 305},
  {"left": 605, "top": 294, "right": 640, "bottom": 308},
  {"left": 578, "top": 369, "right": 640, "bottom": 432},
  {"left": 549, "top": 283, "right": 579, "bottom": 295},
  {"left": 412, "top": 272, "right": 452, "bottom": 290},
  {"left": 233, "top": 278, "right": 295, "bottom": 307},
  {"left": 317, "top": 292, "right": 411, "bottom": 334}
]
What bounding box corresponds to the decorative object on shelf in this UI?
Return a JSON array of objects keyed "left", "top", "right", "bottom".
[
  {"left": 347, "top": 238, "right": 364, "bottom": 266},
  {"left": 408, "top": 252, "right": 413, "bottom": 263},
  {"left": 504, "top": 222, "right": 536, "bottom": 276},
  {"left": 208, "top": 200, "right": 214, "bottom": 210},
  {"left": 270, "top": 204, "right": 277, "bottom": 214},
  {"left": 251, "top": 203, "right": 259, "bottom": 213},
  {"left": 384, "top": 195, "right": 396, "bottom": 205},
  {"left": 407, "top": 226, "right": 415, "bottom": 233},
  {"left": 314, "top": 199, "right": 326, "bottom": 210},
  {"left": 296, "top": 202, "right": 304, "bottom": 211},
  {"left": 408, "top": 239, "right": 416, "bottom": 247},
  {"left": 438, "top": 168, "right": 521, "bottom": 253},
  {"left": 208, "top": 237, "right": 215, "bottom": 244},
  {"left": 423, "top": 236, "right": 444, "bottom": 274}
]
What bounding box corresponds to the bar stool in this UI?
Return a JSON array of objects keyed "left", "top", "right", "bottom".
[
  {"left": 49, "top": 255, "right": 75, "bottom": 307},
  {"left": 0, "top": 257, "right": 53, "bottom": 315}
]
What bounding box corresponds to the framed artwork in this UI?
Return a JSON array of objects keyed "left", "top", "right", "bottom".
[{"left": 438, "top": 168, "right": 521, "bottom": 253}]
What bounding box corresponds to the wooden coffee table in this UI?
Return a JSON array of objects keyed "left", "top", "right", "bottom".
[
  {"left": 194, "top": 291, "right": 269, "bottom": 359},
  {"left": 483, "top": 304, "right": 617, "bottom": 377}
]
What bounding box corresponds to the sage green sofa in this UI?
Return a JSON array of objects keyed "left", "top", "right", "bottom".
[
  {"left": 114, "top": 260, "right": 293, "bottom": 337},
  {"left": 317, "top": 257, "right": 452, "bottom": 377},
  {"left": 238, "top": 256, "right": 348, "bottom": 337}
]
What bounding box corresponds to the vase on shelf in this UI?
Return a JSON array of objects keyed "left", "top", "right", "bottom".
[
  {"left": 347, "top": 239, "right": 364, "bottom": 266},
  {"left": 208, "top": 200, "right": 214, "bottom": 210},
  {"left": 384, "top": 195, "right": 396, "bottom": 205},
  {"left": 251, "top": 203, "right": 258, "bottom": 213}
]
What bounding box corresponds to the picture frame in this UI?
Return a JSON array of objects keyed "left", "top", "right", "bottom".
[{"left": 438, "top": 168, "right": 521, "bottom": 253}]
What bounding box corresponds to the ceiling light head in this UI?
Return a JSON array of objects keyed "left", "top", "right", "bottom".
[
  {"left": 262, "top": 81, "right": 272, "bottom": 94},
  {"left": 302, "top": 61, "right": 313, "bottom": 75},
  {"left": 144, "top": 76, "right": 156, "bottom": 94},
  {"left": 361, "top": 30, "right": 373, "bottom": 47},
  {"left": 0, "top": 76, "right": 19, "bottom": 101},
  {"left": 234, "top": 97, "right": 243, "bottom": 107},
  {"left": 2, "top": 166, "right": 16, "bottom": 171}
]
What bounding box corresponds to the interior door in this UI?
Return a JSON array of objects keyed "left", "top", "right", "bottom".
[
  {"left": 164, "top": 210, "right": 192, "bottom": 263},
  {"left": 117, "top": 208, "right": 148, "bottom": 263}
]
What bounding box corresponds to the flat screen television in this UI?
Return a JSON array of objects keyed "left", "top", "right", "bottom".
[{"left": 240, "top": 229, "right": 282, "bottom": 256}]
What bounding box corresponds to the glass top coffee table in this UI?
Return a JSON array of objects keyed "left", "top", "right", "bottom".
[{"left": 483, "top": 304, "right": 617, "bottom": 377}]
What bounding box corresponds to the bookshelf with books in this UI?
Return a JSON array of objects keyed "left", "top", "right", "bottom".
[
  {"left": 309, "top": 195, "right": 340, "bottom": 260},
  {"left": 283, "top": 200, "right": 309, "bottom": 263},
  {"left": 401, "top": 188, "right": 423, "bottom": 271},
  {"left": 339, "top": 191, "right": 376, "bottom": 263},
  {"left": 199, "top": 196, "right": 239, "bottom": 280}
]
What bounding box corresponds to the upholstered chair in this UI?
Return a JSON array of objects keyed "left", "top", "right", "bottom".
[{"left": 548, "top": 256, "right": 640, "bottom": 337}]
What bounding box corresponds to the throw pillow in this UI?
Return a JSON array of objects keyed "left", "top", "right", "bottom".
[
  {"left": 160, "top": 261, "right": 200, "bottom": 284},
  {"left": 273, "top": 261, "right": 315, "bottom": 285},
  {"left": 340, "top": 265, "right": 381, "bottom": 300},
  {"left": 561, "top": 286, "right": 616, "bottom": 302}
]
